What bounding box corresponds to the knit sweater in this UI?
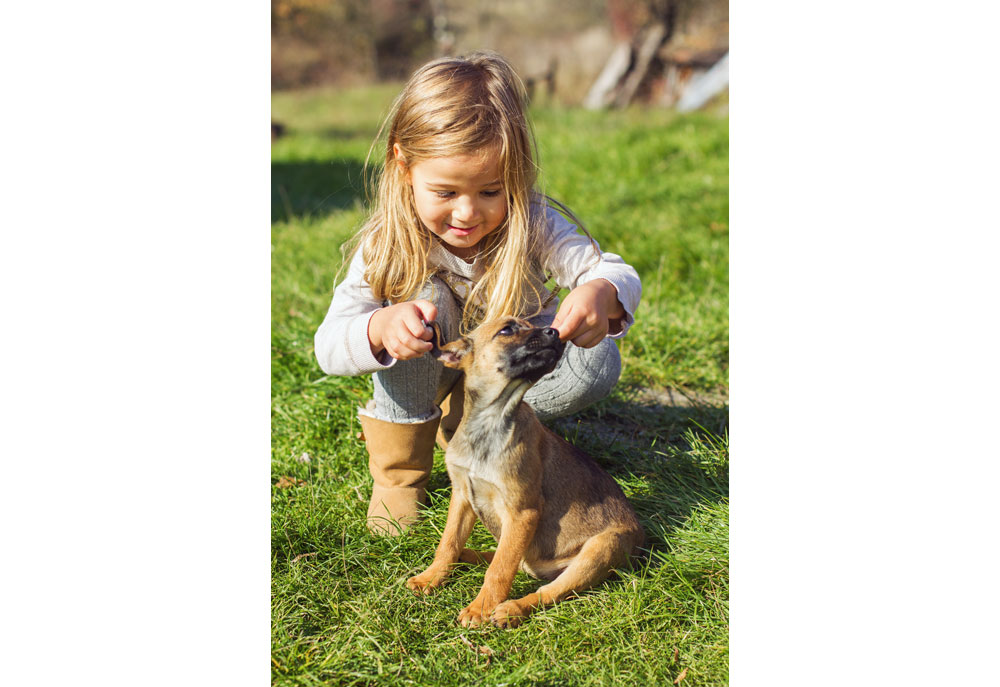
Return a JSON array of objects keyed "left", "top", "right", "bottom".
[{"left": 314, "top": 204, "right": 641, "bottom": 377}]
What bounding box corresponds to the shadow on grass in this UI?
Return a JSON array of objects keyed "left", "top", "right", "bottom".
[
  {"left": 421, "top": 392, "right": 729, "bottom": 576},
  {"left": 551, "top": 395, "right": 729, "bottom": 546},
  {"left": 271, "top": 159, "right": 369, "bottom": 223},
  {"left": 272, "top": 385, "right": 728, "bottom": 601}
]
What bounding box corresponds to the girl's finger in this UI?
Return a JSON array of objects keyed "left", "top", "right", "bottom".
[
  {"left": 400, "top": 333, "right": 433, "bottom": 357},
  {"left": 402, "top": 311, "right": 432, "bottom": 340},
  {"left": 571, "top": 332, "right": 596, "bottom": 349},
  {"left": 554, "top": 306, "right": 586, "bottom": 342},
  {"left": 572, "top": 324, "right": 607, "bottom": 349},
  {"left": 389, "top": 343, "right": 421, "bottom": 361},
  {"left": 386, "top": 335, "right": 405, "bottom": 359},
  {"left": 387, "top": 331, "right": 416, "bottom": 358},
  {"left": 412, "top": 299, "right": 438, "bottom": 326}
]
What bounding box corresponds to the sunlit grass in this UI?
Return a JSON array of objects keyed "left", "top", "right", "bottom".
[{"left": 272, "top": 84, "right": 729, "bottom": 686}]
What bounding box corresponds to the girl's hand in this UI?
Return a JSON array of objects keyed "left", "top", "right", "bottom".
[
  {"left": 368, "top": 300, "right": 438, "bottom": 361},
  {"left": 550, "top": 279, "right": 625, "bottom": 348}
]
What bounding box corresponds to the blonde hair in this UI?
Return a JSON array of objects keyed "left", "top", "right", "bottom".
[{"left": 348, "top": 51, "right": 589, "bottom": 332}]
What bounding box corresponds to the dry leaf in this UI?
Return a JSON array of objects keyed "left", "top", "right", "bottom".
[
  {"left": 291, "top": 552, "right": 317, "bottom": 564},
  {"left": 275, "top": 475, "right": 307, "bottom": 489},
  {"left": 673, "top": 647, "right": 679, "bottom": 663},
  {"left": 458, "top": 634, "right": 495, "bottom": 657},
  {"left": 674, "top": 667, "right": 688, "bottom": 684}
]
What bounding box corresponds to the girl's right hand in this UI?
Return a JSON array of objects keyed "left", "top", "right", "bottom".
[{"left": 367, "top": 300, "right": 438, "bottom": 361}]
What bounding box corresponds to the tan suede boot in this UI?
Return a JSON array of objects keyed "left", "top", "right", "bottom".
[
  {"left": 436, "top": 377, "right": 464, "bottom": 450},
  {"left": 358, "top": 413, "right": 440, "bottom": 536}
]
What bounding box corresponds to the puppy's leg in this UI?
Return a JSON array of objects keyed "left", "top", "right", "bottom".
[
  {"left": 458, "top": 549, "right": 495, "bottom": 565},
  {"left": 458, "top": 508, "right": 539, "bottom": 628},
  {"left": 491, "top": 528, "right": 635, "bottom": 628},
  {"left": 406, "top": 491, "right": 477, "bottom": 594}
]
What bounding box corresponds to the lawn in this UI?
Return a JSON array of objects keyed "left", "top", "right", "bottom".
[{"left": 271, "top": 84, "right": 729, "bottom": 686}]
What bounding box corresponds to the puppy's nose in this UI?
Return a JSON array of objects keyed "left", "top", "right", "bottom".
[{"left": 542, "top": 327, "right": 559, "bottom": 339}]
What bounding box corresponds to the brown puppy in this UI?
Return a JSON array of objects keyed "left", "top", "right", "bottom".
[{"left": 406, "top": 317, "right": 645, "bottom": 628}]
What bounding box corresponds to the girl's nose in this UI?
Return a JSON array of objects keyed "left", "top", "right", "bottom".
[{"left": 452, "top": 196, "right": 477, "bottom": 223}]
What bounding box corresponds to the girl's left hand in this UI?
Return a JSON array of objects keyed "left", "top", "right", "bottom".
[{"left": 551, "top": 279, "right": 625, "bottom": 348}]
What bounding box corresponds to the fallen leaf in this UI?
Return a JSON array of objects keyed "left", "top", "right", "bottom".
[
  {"left": 674, "top": 667, "right": 688, "bottom": 684},
  {"left": 275, "top": 475, "right": 307, "bottom": 489},
  {"left": 458, "top": 634, "right": 495, "bottom": 657},
  {"left": 673, "top": 647, "right": 679, "bottom": 663}
]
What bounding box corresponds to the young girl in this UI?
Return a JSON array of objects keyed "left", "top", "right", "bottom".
[{"left": 315, "top": 52, "right": 641, "bottom": 535}]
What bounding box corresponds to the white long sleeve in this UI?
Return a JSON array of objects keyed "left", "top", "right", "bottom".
[
  {"left": 314, "top": 204, "right": 643, "bottom": 377},
  {"left": 314, "top": 249, "right": 396, "bottom": 377},
  {"left": 539, "top": 205, "right": 641, "bottom": 337}
]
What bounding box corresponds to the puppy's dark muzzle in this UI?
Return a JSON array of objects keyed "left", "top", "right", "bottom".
[
  {"left": 525, "top": 327, "right": 562, "bottom": 349},
  {"left": 507, "top": 327, "right": 565, "bottom": 382}
]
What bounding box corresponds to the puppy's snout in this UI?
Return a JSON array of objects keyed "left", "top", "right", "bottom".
[{"left": 542, "top": 327, "right": 559, "bottom": 340}]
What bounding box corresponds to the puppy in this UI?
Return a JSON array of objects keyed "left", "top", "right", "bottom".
[{"left": 406, "top": 317, "right": 645, "bottom": 628}]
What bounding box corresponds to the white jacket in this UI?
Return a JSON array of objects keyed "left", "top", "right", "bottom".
[{"left": 314, "top": 204, "right": 642, "bottom": 377}]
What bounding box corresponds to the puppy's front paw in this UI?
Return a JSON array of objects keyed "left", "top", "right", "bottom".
[
  {"left": 458, "top": 599, "right": 494, "bottom": 628},
  {"left": 491, "top": 600, "right": 528, "bottom": 628},
  {"left": 406, "top": 568, "right": 446, "bottom": 595}
]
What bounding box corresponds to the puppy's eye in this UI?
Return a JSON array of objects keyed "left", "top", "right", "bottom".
[{"left": 498, "top": 326, "right": 514, "bottom": 336}]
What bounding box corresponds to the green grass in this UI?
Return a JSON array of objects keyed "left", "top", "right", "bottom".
[{"left": 272, "top": 84, "right": 729, "bottom": 686}]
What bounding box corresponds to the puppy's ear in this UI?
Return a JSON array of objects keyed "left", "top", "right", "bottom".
[
  {"left": 432, "top": 336, "right": 472, "bottom": 369},
  {"left": 428, "top": 322, "right": 471, "bottom": 368},
  {"left": 427, "top": 322, "right": 445, "bottom": 355}
]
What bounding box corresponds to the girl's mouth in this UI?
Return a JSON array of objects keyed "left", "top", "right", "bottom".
[{"left": 447, "top": 224, "right": 477, "bottom": 236}]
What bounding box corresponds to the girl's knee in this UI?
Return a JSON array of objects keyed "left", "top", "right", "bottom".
[
  {"left": 419, "top": 275, "right": 462, "bottom": 342},
  {"left": 525, "top": 338, "right": 621, "bottom": 420},
  {"left": 582, "top": 338, "right": 621, "bottom": 401},
  {"left": 598, "top": 338, "right": 622, "bottom": 388}
]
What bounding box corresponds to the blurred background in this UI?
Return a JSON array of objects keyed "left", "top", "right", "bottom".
[{"left": 271, "top": 0, "right": 728, "bottom": 111}]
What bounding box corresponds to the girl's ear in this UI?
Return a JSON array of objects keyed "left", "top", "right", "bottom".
[{"left": 392, "top": 143, "right": 409, "bottom": 181}]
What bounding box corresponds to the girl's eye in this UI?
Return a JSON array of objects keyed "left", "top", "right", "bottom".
[{"left": 433, "top": 190, "right": 501, "bottom": 199}]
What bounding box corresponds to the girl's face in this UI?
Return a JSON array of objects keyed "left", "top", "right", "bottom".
[{"left": 398, "top": 145, "right": 507, "bottom": 260}]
